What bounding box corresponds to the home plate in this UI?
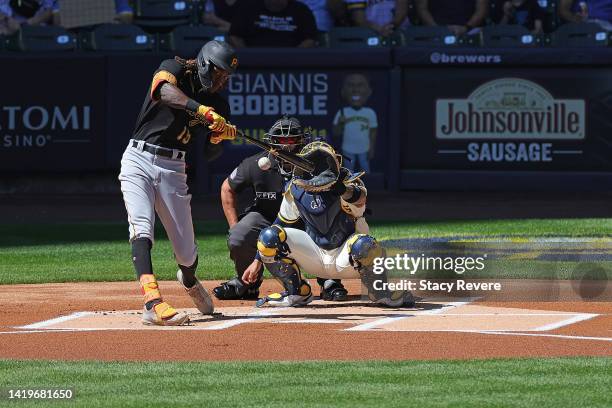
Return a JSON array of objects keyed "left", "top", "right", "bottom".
[{"left": 15, "top": 298, "right": 598, "bottom": 333}]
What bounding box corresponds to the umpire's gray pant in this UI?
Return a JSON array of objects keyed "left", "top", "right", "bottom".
[{"left": 228, "top": 211, "right": 271, "bottom": 280}]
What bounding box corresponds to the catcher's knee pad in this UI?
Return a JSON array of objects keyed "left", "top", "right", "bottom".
[
  {"left": 348, "top": 234, "right": 383, "bottom": 271},
  {"left": 257, "top": 225, "right": 290, "bottom": 263}
]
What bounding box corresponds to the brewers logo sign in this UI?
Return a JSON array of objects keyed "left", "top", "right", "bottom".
[{"left": 436, "top": 78, "right": 585, "bottom": 140}]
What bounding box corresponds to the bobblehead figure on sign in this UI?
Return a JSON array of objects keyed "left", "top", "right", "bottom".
[{"left": 333, "top": 73, "right": 378, "bottom": 173}]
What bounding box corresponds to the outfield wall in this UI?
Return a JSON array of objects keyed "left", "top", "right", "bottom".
[{"left": 1, "top": 48, "right": 611, "bottom": 192}]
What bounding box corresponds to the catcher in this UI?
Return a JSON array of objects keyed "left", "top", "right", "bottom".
[
  {"left": 214, "top": 116, "right": 348, "bottom": 302},
  {"left": 241, "top": 141, "right": 414, "bottom": 308}
]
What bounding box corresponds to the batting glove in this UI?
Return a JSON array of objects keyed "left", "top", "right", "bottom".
[
  {"left": 210, "top": 124, "right": 237, "bottom": 144},
  {"left": 197, "top": 106, "right": 226, "bottom": 132}
]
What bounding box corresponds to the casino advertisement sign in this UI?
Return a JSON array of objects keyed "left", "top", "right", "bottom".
[
  {"left": 0, "top": 57, "right": 106, "bottom": 171},
  {"left": 401, "top": 70, "right": 612, "bottom": 171},
  {"left": 210, "top": 69, "right": 390, "bottom": 175}
]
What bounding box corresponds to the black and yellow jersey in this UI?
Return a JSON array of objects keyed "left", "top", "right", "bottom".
[{"left": 131, "top": 58, "right": 231, "bottom": 150}]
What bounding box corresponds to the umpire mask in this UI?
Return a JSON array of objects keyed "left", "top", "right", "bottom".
[{"left": 196, "top": 40, "right": 238, "bottom": 92}]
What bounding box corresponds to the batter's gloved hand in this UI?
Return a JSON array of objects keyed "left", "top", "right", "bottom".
[
  {"left": 196, "top": 105, "right": 227, "bottom": 132},
  {"left": 210, "top": 123, "right": 237, "bottom": 144}
]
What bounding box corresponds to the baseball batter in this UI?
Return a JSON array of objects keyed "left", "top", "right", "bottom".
[
  {"left": 118, "top": 40, "right": 238, "bottom": 326},
  {"left": 242, "top": 141, "right": 414, "bottom": 308}
]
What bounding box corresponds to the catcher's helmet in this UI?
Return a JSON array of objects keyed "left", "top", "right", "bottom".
[
  {"left": 196, "top": 40, "right": 238, "bottom": 92},
  {"left": 264, "top": 116, "right": 310, "bottom": 174}
]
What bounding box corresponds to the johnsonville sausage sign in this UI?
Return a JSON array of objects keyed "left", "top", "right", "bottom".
[
  {"left": 435, "top": 79, "right": 585, "bottom": 140},
  {"left": 401, "top": 69, "right": 612, "bottom": 171}
]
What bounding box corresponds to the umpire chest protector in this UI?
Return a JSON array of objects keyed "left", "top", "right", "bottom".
[{"left": 290, "top": 183, "right": 355, "bottom": 250}]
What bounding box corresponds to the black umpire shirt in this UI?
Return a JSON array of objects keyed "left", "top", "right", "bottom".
[
  {"left": 227, "top": 151, "right": 288, "bottom": 222},
  {"left": 131, "top": 58, "right": 231, "bottom": 151}
]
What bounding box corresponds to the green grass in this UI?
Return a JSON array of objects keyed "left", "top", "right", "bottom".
[
  {"left": 0, "top": 358, "right": 610, "bottom": 407},
  {"left": 0, "top": 219, "right": 610, "bottom": 284}
]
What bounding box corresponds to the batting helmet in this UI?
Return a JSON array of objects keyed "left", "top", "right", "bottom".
[{"left": 196, "top": 40, "right": 238, "bottom": 92}]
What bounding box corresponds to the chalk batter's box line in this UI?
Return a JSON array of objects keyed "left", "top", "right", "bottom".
[{"left": 10, "top": 300, "right": 601, "bottom": 334}]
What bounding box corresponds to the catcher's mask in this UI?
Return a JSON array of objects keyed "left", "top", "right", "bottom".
[
  {"left": 196, "top": 40, "right": 238, "bottom": 92},
  {"left": 263, "top": 116, "right": 310, "bottom": 174}
]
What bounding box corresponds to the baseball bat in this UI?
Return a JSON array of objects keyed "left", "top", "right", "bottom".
[{"left": 237, "top": 129, "right": 315, "bottom": 174}]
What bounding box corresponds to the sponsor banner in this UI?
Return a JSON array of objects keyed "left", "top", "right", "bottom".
[
  {"left": 401, "top": 68, "right": 612, "bottom": 170},
  {"left": 210, "top": 69, "right": 390, "bottom": 178},
  {"left": 0, "top": 57, "right": 106, "bottom": 171}
]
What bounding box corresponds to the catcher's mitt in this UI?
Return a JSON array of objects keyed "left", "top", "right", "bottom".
[{"left": 292, "top": 142, "right": 342, "bottom": 192}]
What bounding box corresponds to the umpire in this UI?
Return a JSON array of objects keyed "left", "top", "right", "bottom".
[{"left": 213, "top": 116, "right": 348, "bottom": 301}]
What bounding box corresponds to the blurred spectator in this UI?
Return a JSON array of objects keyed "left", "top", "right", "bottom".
[
  {"left": 559, "top": 0, "right": 612, "bottom": 31},
  {"left": 0, "top": 0, "right": 55, "bottom": 35},
  {"left": 298, "top": 0, "right": 334, "bottom": 31},
  {"left": 52, "top": 0, "right": 133, "bottom": 26},
  {"left": 328, "top": 0, "right": 351, "bottom": 26},
  {"left": 345, "top": 0, "right": 410, "bottom": 37},
  {"left": 229, "top": 0, "right": 318, "bottom": 47},
  {"left": 203, "top": 0, "right": 242, "bottom": 33},
  {"left": 493, "top": 0, "right": 545, "bottom": 34},
  {"left": 415, "top": 0, "right": 489, "bottom": 36},
  {"left": 112, "top": 0, "right": 133, "bottom": 24}
]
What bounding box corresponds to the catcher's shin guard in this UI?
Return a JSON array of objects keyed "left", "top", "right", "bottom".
[
  {"left": 348, "top": 234, "right": 415, "bottom": 307},
  {"left": 256, "top": 260, "right": 314, "bottom": 307}
]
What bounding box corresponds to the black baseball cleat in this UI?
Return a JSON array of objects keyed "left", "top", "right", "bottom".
[
  {"left": 213, "top": 278, "right": 260, "bottom": 300},
  {"left": 318, "top": 278, "right": 348, "bottom": 301}
]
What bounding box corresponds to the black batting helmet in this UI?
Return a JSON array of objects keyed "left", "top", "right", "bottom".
[{"left": 196, "top": 40, "right": 238, "bottom": 91}]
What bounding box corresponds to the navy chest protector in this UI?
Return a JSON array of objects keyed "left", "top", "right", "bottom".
[{"left": 290, "top": 184, "right": 355, "bottom": 250}]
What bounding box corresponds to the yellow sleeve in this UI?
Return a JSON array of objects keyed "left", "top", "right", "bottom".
[{"left": 150, "top": 71, "right": 178, "bottom": 101}]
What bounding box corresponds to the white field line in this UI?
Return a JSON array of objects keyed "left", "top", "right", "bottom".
[
  {"left": 473, "top": 331, "right": 612, "bottom": 342},
  {"left": 0, "top": 329, "right": 78, "bottom": 335},
  {"left": 344, "top": 315, "right": 413, "bottom": 331},
  {"left": 12, "top": 307, "right": 289, "bottom": 333},
  {"left": 345, "top": 298, "right": 478, "bottom": 331},
  {"left": 18, "top": 312, "right": 95, "bottom": 329},
  {"left": 205, "top": 318, "right": 256, "bottom": 330},
  {"left": 533, "top": 313, "right": 599, "bottom": 331}
]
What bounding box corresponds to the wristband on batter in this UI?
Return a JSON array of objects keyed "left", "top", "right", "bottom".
[{"left": 185, "top": 99, "right": 201, "bottom": 114}]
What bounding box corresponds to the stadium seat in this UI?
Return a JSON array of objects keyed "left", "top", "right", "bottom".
[
  {"left": 5, "top": 25, "right": 76, "bottom": 52},
  {"left": 158, "top": 25, "right": 225, "bottom": 56},
  {"left": 481, "top": 25, "right": 539, "bottom": 47},
  {"left": 328, "top": 27, "right": 383, "bottom": 48},
  {"left": 382, "top": 30, "right": 405, "bottom": 46},
  {"left": 133, "top": 0, "right": 196, "bottom": 32},
  {"left": 552, "top": 22, "right": 609, "bottom": 47},
  {"left": 401, "top": 26, "right": 458, "bottom": 47},
  {"left": 80, "top": 24, "right": 154, "bottom": 51}
]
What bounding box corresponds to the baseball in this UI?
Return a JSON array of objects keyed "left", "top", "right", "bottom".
[{"left": 258, "top": 156, "right": 272, "bottom": 170}]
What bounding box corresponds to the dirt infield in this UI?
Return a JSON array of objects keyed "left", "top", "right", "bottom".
[{"left": 0, "top": 279, "right": 610, "bottom": 361}]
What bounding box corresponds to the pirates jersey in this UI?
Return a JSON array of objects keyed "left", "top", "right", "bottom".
[{"left": 131, "top": 58, "right": 231, "bottom": 150}]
